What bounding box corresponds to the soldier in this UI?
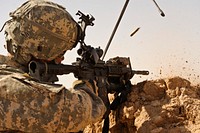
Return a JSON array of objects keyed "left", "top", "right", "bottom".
[{"left": 0, "top": 0, "right": 106, "bottom": 132}]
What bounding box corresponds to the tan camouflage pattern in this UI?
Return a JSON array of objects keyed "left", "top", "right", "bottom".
[
  {"left": 4, "top": 0, "right": 80, "bottom": 64},
  {"left": 0, "top": 56, "right": 106, "bottom": 133},
  {"left": 0, "top": 55, "right": 26, "bottom": 71},
  {"left": 0, "top": 55, "right": 9, "bottom": 64}
]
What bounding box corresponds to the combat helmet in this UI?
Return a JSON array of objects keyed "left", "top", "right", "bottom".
[{"left": 4, "top": 0, "right": 81, "bottom": 65}]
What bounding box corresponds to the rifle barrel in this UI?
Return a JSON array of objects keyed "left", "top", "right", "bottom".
[{"left": 132, "top": 70, "right": 149, "bottom": 75}]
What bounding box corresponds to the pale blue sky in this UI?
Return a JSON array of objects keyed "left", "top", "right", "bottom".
[{"left": 0, "top": 0, "right": 200, "bottom": 87}]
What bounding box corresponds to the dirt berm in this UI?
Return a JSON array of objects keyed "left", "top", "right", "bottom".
[{"left": 84, "top": 76, "right": 200, "bottom": 133}]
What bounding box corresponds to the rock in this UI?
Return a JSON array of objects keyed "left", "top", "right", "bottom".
[{"left": 83, "top": 76, "right": 200, "bottom": 133}]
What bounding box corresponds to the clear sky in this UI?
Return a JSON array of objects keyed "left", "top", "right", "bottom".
[{"left": 0, "top": 0, "right": 200, "bottom": 87}]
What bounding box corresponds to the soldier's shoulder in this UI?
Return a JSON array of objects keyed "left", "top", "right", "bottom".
[
  {"left": 0, "top": 54, "right": 9, "bottom": 64},
  {"left": 0, "top": 64, "right": 65, "bottom": 93}
]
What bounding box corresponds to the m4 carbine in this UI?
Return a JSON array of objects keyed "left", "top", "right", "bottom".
[{"left": 28, "top": 56, "right": 149, "bottom": 85}]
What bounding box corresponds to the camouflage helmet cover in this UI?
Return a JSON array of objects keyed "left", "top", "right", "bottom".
[{"left": 4, "top": 0, "right": 80, "bottom": 64}]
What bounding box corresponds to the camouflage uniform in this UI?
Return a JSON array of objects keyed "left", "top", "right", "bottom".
[
  {"left": 0, "top": 55, "right": 106, "bottom": 132},
  {"left": 0, "top": 1, "right": 106, "bottom": 132}
]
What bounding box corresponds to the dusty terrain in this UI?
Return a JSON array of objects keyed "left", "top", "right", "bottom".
[{"left": 84, "top": 77, "right": 200, "bottom": 133}]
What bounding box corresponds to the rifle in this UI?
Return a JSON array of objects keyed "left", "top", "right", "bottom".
[
  {"left": 28, "top": 56, "right": 149, "bottom": 86},
  {"left": 28, "top": 9, "right": 149, "bottom": 133}
]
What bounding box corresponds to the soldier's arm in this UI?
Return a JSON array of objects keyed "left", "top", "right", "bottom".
[{"left": 0, "top": 73, "right": 106, "bottom": 132}]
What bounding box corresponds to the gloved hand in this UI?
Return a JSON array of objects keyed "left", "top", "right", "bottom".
[
  {"left": 72, "top": 79, "right": 98, "bottom": 95},
  {"left": 72, "top": 79, "right": 110, "bottom": 118}
]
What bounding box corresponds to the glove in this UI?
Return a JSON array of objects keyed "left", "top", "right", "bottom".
[
  {"left": 72, "top": 79, "right": 110, "bottom": 119},
  {"left": 72, "top": 79, "right": 98, "bottom": 95},
  {"left": 72, "top": 79, "right": 109, "bottom": 110}
]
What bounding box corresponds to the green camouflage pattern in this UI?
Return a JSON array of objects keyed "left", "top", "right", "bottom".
[
  {"left": 0, "top": 56, "right": 106, "bottom": 132},
  {"left": 4, "top": 0, "right": 80, "bottom": 64}
]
